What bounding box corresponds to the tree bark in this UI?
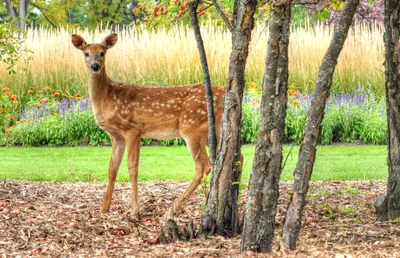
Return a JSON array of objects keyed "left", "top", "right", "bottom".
[
  {"left": 280, "top": 0, "right": 359, "bottom": 251},
  {"left": 376, "top": 0, "right": 400, "bottom": 221},
  {"left": 201, "top": 0, "right": 257, "bottom": 237},
  {"left": 189, "top": 0, "right": 217, "bottom": 164},
  {"left": 240, "top": 0, "right": 291, "bottom": 253}
]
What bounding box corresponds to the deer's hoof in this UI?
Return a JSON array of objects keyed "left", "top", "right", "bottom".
[
  {"left": 131, "top": 210, "right": 141, "bottom": 220},
  {"left": 100, "top": 206, "right": 110, "bottom": 213}
]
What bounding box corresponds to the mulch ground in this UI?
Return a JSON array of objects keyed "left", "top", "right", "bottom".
[{"left": 0, "top": 179, "right": 399, "bottom": 257}]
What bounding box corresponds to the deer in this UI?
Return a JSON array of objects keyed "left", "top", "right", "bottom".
[{"left": 71, "top": 33, "right": 226, "bottom": 219}]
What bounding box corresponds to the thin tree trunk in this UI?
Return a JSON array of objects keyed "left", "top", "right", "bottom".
[
  {"left": 189, "top": 0, "right": 217, "bottom": 164},
  {"left": 201, "top": 0, "right": 257, "bottom": 237},
  {"left": 240, "top": 0, "right": 291, "bottom": 253},
  {"left": 19, "top": 0, "right": 29, "bottom": 29},
  {"left": 5, "top": 0, "right": 18, "bottom": 19},
  {"left": 375, "top": 0, "right": 400, "bottom": 221},
  {"left": 5, "top": 0, "right": 18, "bottom": 27},
  {"left": 280, "top": 0, "right": 359, "bottom": 251}
]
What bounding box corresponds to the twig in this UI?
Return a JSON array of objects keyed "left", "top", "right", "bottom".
[
  {"left": 108, "top": 246, "right": 140, "bottom": 249},
  {"left": 211, "top": 0, "right": 233, "bottom": 33},
  {"left": 281, "top": 140, "right": 297, "bottom": 173},
  {"left": 21, "top": 229, "right": 30, "bottom": 249},
  {"left": 256, "top": 22, "right": 269, "bottom": 44},
  {"left": 374, "top": 221, "right": 400, "bottom": 224},
  {"left": 351, "top": 233, "right": 390, "bottom": 239},
  {"left": 355, "top": 8, "right": 373, "bottom": 23},
  {"left": 292, "top": 0, "right": 320, "bottom": 4},
  {"left": 113, "top": 188, "right": 131, "bottom": 191}
]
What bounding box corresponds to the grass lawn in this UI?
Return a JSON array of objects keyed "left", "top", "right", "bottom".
[{"left": 0, "top": 145, "right": 388, "bottom": 182}]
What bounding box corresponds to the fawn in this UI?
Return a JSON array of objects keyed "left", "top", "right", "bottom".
[{"left": 71, "top": 34, "right": 225, "bottom": 219}]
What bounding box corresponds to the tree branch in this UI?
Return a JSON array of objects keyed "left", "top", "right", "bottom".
[
  {"left": 29, "top": 2, "right": 58, "bottom": 28},
  {"left": 211, "top": 0, "right": 233, "bottom": 33},
  {"left": 355, "top": 9, "right": 373, "bottom": 22},
  {"left": 291, "top": 0, "right": 320, "bottom": 4},
  {"left": 4, "top": 0, "right": 18, "bottom": 19},
  {"left": 112, "top": 0, "right": 124, "bottom": 22}
]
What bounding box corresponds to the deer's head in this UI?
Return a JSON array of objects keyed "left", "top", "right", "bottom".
[{"left": 71, "top": 34, "right": 118, "bottom": 75}]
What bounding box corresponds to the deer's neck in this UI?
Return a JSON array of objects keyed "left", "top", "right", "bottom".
[{"left": 88, "top": 69, "right": 112, "bottom": 106}]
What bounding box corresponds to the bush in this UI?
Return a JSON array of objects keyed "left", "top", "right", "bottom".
[
  {"left": 0, "top": 85, "right": 388, "bottom": 147},
  {"left": 0, "top": 94, "right": 186, "bottom": 147},
  {"left": 241, "top": 87, "right": 387, "bottom": 145}
]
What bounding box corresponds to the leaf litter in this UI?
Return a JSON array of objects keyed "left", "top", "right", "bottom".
[{"left": 0, "top": 179, "right": 399, "bottom": 257}]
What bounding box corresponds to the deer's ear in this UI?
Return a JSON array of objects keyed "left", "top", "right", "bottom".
[
  {"left": 102, "top": 34, "right": 118, "bottom": 49},
  {"left": 71, "top": 34, "right": 87, "bottom": 50}
]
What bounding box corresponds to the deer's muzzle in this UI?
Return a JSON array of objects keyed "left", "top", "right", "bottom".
[{"left": 91, "top": 63, "right": 101, "bottom": 72}]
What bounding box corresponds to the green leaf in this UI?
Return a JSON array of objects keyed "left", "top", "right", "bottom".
[{"left": 317, "top": 8, "right": 330, "bottom": 22}]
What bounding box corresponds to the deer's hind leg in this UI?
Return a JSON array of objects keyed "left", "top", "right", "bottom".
[
  {"left": 101, "top": 134, "right": 126, "bottom": 212},
  {"left": 126, "top": 132, "right": 141, "bottom": 217},
  {"left": 166, "top": 133, "right": 210, "bottom": 219}
]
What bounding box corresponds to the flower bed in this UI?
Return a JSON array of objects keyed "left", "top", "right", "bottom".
[{"left": 0, "top": 85, "right": 387, "bottom": 147}]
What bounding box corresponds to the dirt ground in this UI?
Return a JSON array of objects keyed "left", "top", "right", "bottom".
[{"left": 0, "top": 179, "right": 399, "bottom": 257}]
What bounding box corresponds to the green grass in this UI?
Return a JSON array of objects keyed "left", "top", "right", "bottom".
[{"left": 0, "top": 145, "right": 388, "bottom": 183}]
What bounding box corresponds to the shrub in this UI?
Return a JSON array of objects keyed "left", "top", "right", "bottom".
[
  {"left": 0, "top": 85, "right": 388, "bottom": 147},
  {"left": 0, "top": 94, "right": 186, "bottom": 147},
  {"left": 241, "top": 86, "right": 387, "bottom": 145}
]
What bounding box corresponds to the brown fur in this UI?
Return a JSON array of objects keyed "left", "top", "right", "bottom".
[{"left": 72, "top": 34, "right": 224, "bottom": 218}]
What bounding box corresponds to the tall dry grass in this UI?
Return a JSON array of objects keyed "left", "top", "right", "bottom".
[{"left": 0, "top": 22, "right": 384, "bottom": 98}]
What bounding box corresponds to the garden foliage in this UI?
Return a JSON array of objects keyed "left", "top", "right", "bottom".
[{"left": 0, "top": 84, "right": 387, "bottom": 147}]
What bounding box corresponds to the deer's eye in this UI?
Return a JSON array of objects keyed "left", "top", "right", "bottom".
[
  {"left": 100, "top": 52, "right": 105, "bottom": 57},
  {"left": 84, "top": 52, "right": 89, "bottom": 57}
]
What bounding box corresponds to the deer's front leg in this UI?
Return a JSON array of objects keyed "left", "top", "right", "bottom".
[
  {"left": 101, "top": 134, "right": 126, "bottom": 212},
  {"left": 126, "top": 133, "right": 141, "bottom": 217}
]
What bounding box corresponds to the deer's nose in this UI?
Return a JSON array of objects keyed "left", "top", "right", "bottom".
[{"left": 91, "top": 63, "right": 100, "bottom": 72}]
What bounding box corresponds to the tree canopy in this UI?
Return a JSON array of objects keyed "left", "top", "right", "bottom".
[{"left": 0, "top": 0, "right": 383, "bottom": 30}]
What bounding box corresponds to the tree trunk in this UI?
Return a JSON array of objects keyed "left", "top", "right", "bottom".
[
  {"left": 280, "top": 0, "right": 359, "bottom": 251},
  {"left": 19, "top": 0, "right": 29, "bottom": 29},
  {"left": 5, "top": 0, "right": 19, "bottom": 27},
  {"left": 5, "top": 0, "right": 18, "bottom": 20},
  {"left": 201, "top": 0, "right": 257, "bottom": 237},
  {"left": 189, "top": 0, "right": 217, "bottom": 164},
  {"left": 240, "top": 0, "right": 291, "bottom": 253},
  {"left": 375, "top": 0, "right": 400, "bottom": 221}
]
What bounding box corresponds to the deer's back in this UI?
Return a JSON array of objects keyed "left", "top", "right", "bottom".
[{"left": 94, "top": 83, "right": 225, "bottom": 140}]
